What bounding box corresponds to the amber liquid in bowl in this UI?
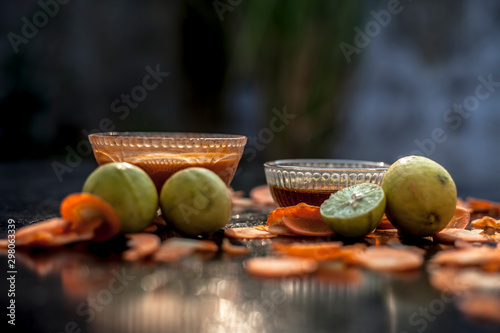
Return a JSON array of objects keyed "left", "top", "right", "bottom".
[
  {"left": 94, "top": 151, "right": 240, "bottom": 193},
  {"left": 269, "top": 185, "right": 339, "bottom": 207}
]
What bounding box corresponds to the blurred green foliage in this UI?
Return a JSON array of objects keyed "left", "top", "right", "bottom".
[{"left": 223, "top": 0, "right": 363, "bottom": 159}]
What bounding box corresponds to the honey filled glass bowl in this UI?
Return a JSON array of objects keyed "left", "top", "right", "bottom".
[
  {"left": 89, "top": 132, "right": 247, "bottom": 193},
  {"left": 264, "top": 159, "right": 390, "bottom": 207}
]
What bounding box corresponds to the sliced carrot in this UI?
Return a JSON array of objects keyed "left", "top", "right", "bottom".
[
  {"left": 314, "top": 262, "right": 362, "bottom": 286},
  {"left": 457, "top": 294, "right": 500, "bottom": 323},
  {"left": 429, "top": 266, "right": 500, "bottom": 294},
  {"left": 60, "top": 193, "right": 121, "bottom": 241},
  {"left": 272, "top": 242, "right": 343, "bottom": 261},
  {"left": 29, "top": 230, "right": 94, "bottom": 247},
  {"left": 445, "top": 206, "right": 471, "bottom": 229},
  {"left": 266, "top": 207, "right": 289, "bottom": 226},
  {"left": 430, "top": 247, "right": 500, "bottom": 267},
  {"left": 355, "top": 246, "right": 423, "bottom": 271},
  {"left": 465, "top": 197, "right": 500, "bottom": 216},
  {"left": 224, "top": 227, "right": 277, "bottom": 239},
  {"left": 428, "top": 267, "right": 460, "bottom": 293},
  {"left": 153, "top": 238, "right": 218, "bottom": 262},
  {"left": 266, "top": 224, "right": 301, "bottom": 236},
  {"left": 433, "top": 228, "right": 491, "bottom": 244},
  {"left": 3, "top": 218, "right": 91, "bottom": 248},
  {"left": 15, "top": 218, "right": 71, "bottom": 242},
  {"left": 250, "top": 185, "right": 276, "bottom": 206},
  {"left": 266, "top": 203, "right": 320, "bottom": 226},
  {"left": 338, "top": 243, "right": 368, "bottom": 265},
  {"left": 282, "top": 215, "right": 335, "bottom": 237},
  {"left": 466, "top": 197, "right": 499, "bottom": 210},
  {"left": 470, "top": 216, "right": 500, "bottom": 230},
  {"left": 244, "top": 257, "right": 318, "bottom": 278},
  {"left": 365, "top": 229, "right": 400, "bottom": 246},
  {"left": 122, "top": 233, "right": 162, "bottom": 261},
  {"left": 288, "top": 203, "right": 322, "bottom": 219},
  {"left": 221, "top": 238, "right": 250, "bottom": 255},
  {"left": 481, "top": 262, "right": 500, "bottom": 272}
]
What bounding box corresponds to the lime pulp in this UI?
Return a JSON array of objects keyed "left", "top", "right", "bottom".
[{"left": 320, "top": 183, "right": 386, "bottom": 237}]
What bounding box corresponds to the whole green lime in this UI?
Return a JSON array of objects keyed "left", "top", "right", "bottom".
[
  {"left": 320, "top": 183, "right": 386, "bottom": 238},
  {"left": 83, "top": 162, "right": 158, "bottom": 233},
  {"left": 160, "top": 167, "right": 232, "bottom": 237},
  {"left": 381, "top": 155, "right": 457, "bottom": 236}
]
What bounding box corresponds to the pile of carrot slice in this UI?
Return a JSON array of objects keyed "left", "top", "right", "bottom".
[
  {"left": 3, "top": 191, "right": 500, "bottom": 286},
  {"left": 0, "top": 193, "right": 121, "bottom": 248}
]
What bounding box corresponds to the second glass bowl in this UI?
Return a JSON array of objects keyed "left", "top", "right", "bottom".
[{"left": 264, "top": 159, "right": 390, "bottom": 207}]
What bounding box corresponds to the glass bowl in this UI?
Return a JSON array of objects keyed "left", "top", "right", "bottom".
[
  {"left": 264, "top": 159, "right": 390, "bottom": 207},
  {"left": 88, "top": 132, "right": 247, "bottom": 192}
]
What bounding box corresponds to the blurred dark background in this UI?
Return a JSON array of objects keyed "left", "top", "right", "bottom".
[{"left": 1, "top": 0, "right": 499, "bottom": 200}]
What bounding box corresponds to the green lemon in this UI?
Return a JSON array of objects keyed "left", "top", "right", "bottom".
[
  {"left": 160, "top": 167, "right": 232, "bottom": 237},
  {"left": 320, "top": 183, "right": 386, "bottom": 238},
  {"left": 381, "top": 155, "right": 457, "bottom": 236},
  {"left": 83, "top": 162, "right": 158, "bottom": 233}
]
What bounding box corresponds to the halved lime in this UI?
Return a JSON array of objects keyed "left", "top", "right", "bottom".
[{"left": 320, "top": 183, "right": 386, "bottom": 237}]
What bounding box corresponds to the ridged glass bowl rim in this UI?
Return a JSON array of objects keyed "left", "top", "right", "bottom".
[
  {"left": 264, "top": 159, "right": 390, "bottom": 172},
  {"left": 88, "top": 132, "right": 247, "bottom": 146}
]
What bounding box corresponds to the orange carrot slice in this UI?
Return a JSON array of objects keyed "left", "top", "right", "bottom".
[
  {"left": 266, "top": 207, "right": 289, "bottom": 226},
  {"left": 365, "top": 229, "right": 400, "bottom": 246},
  {"left": 282, "top": 215, "right": 335, "bottom": 237},
  {"left": 433, "top": 228, "right": 491, "bottom": 244},
  {"left": 430, "top": 247, "right": 500, "bottom": 267},
  {"left": 2, "top": 218, "right": 93, "bottom": 248},
  {"left": 314, "top": 262, "right": 362, "bottom": 285},
  {"left": 15, "top": 218, "right": 71, "bottom": 242},
  {"left": 288, "top": 203, "right": 322, "bottom": 219},
  {"left": 244, "top": 257, "right": 318, "bottom": 278},
  {"left": 457, "top": 294, "right": 500, "bottom": 323},
  {"left": 465, "top": 197, "right": 500, "bottom": 216},
  {"left": 466, "top": 197, "right": 499, "bottom": 210},
  {"left": 471, "top": 216, "right": 500, "bottom": 230},
  {"left": 122, "top": 233, "right": 161, "bottom": 261},
  {"left": 445, "top": 206, "right": 471, "bottom": 229},
  {"left": 60, "top": 193, "right": 120, "bottom": 241},
  {"left": 355, "top": 246, "right": 423, "bottom": 271},
  {"left": 266, "top": 203, "right": 320, "bottom": 226},
  {"left": 429, "top": 266, "right": 500, "bottom": 294},
  {"left": 221, "top": 238, "right": 250, "bottom": 255},
  {"left": 153, "top": 238, "right": 218, "bottom": 262},
  {"left": 272, "top": 242, "right": 343, "bottom": 261},
  {"left": 266, "top": 224, "right": 301, "bottom": 236},
  {"left": 224, "top": 227, "right": 277, "bottom": 239}
]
